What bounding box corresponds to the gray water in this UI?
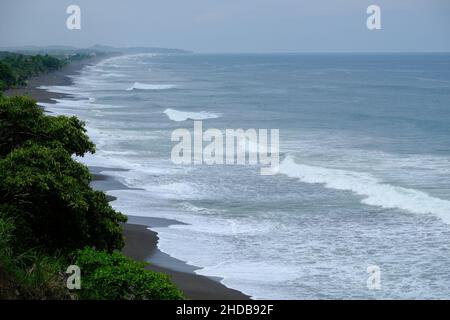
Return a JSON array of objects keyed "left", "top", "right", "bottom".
[{"left": 41, "top": 53, "right": 450, "bottom": 299}]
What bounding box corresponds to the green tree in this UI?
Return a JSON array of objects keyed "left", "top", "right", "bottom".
[
  {"left": 0, "top": 96, "right": 124, "bottom": 253},
  {"left": 0, "top": 143, "right": 126, "bottom": 253},
  {"left": 0, "top": 62, "right": 15, "bottom": 90},
  {"left": 0, "top": 96, "right": 95, "bottom": 158},
  {"left": 0, "top": 53, "right": 67, "bottom": 91}
]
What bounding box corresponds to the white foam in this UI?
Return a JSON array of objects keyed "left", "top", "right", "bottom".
[
  {"left": 35, "top": 53, "right": 450, "bottom": 300},
  {"left": 279, "top": 155, "right": 450, "bottom": 224},
  {"left": 126, "top": 82, "right": 176, "bottom": 91},
  {"left": 163, "top": 108, "right": 221, "bottom": 121},
  {"left": 100, "top": 72, "right": 125, "bottom": 78},
  {"left": 38, "top": 85, "right": 83, "bottom": 95},
  {"left": 142, "top": 182, "right": 205, "bottom": 200},
  {"left": 50, "top": 98, "right": 90, "bottom": 108},
  {"left": 98, "top": 150, "right": 139, "bottom": 156}
]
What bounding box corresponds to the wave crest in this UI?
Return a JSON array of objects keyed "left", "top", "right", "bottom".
[
  {"left": 279, "top": 155, "right": 450, "bottom": 224},
  {"left": 163, "top": 108, "right": 221, "bottom": 121},
  {"left": 126, "top": 82, "right": 176, "bottom": 91}
]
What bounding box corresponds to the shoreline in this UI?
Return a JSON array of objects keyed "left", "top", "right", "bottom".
[
  {"left": 5, "top": 56, "right": 250, "bottom": 300},
  {"left": 91, "top": 166, "right": 249, "bottom": 299},
  {"left": 3, "top": 54, "right": 109, "bottom": 103},
  {"left": 123, "top": 222, "right": 249, "bottom": 300}
]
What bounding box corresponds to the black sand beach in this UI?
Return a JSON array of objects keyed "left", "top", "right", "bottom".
[
  {"left": 4, "top": 56, "right": 101, "bottom": 103},
  {"left": 6, "top": 56, "right": 250, "bottom": 300},
  {"left": 123, "top": 222, "right": 249, "bottom": 300}
]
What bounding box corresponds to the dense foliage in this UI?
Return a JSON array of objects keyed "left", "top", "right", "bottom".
[
  {"left": 0, "top": 144, "right": 126, "bottom": 253},
  {"left": 0, "top": 62, "right": 15, "bottom": 91},
  {"left": 0, "top": 95, "right": 182, "bottom": 300},
  {"left": 0, "top": 53, "right": 66, "bottom": 91},
  {"left": 74, "top": 247, "right": 184, "bottom": 300},
  {"left": 0, "top": 211, "right": 71, "bottom": 299},
  {"left": 0, "top": 96, "right": 95, "bottom": 157}
]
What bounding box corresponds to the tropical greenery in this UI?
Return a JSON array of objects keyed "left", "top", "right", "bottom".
[
  {"left": 0, "top": 52, "right": 95, "bottom": 91},
  {"left": 0, "top": 95, "right": 183, "bottom": 300},
  {"left": 0, "top": 53, "right": 66, "bottom": 91},
  {"left": 74, "top": 247, "right": 183, "bottom": 300}
]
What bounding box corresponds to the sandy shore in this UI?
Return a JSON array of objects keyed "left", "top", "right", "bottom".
[{"left": 6, "top": 56, "right": 250, "bottom": 300}]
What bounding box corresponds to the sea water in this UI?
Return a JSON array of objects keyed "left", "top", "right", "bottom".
[{"left": 40, "top": 53, "right": 450, "bottom": 299}]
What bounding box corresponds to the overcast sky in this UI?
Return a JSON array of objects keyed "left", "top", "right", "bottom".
[{"left": 0, "top": 0, "right": 449, "bottom": 53}]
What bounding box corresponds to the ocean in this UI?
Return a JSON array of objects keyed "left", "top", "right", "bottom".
[{"left": 40, "top": 53, "right": 450, "bottom": 299}]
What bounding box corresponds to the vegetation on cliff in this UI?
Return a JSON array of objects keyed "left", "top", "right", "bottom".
[{"left": 0, "top": 94, "right": 183, "bottom": 300}]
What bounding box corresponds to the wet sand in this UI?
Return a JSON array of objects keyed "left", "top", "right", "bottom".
[
  {"left": 91, "top": 166, "right": 250, "bottom": 300},
  {"left": 123, "top": 222, "right": 249, "bottom": 300}
]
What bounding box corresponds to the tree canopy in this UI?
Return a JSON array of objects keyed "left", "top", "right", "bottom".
[
  {"left": 0, "top": 53, "right": 66, "bottom": 90},
  {"left": 0, "top": 96, "right": 123, "bottom": 253}
]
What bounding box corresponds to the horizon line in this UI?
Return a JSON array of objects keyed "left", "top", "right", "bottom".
[{"left": 1, "top": 45, "right": 450, "bottom": 55}]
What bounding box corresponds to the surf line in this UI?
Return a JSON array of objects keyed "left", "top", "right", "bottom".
[{"left": 170, "top": 120, "right": 279, "bottom": 175}]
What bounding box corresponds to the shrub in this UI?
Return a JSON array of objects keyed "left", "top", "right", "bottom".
[
  {"left": 0, "top": 214, "right": 70, "bottom": 299},
  {"left": 74, "top": 247, "right": 184, "bottom": 300},
  {"left": 0, "top": 214, "right": 15, "bottom": 263}
]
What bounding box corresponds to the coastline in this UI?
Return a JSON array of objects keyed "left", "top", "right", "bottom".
[
  {"left": 123, "top": 222, "right": 249, "bottom": 300},
  {"left": 5, "top": 56, "right": 250, "bottom": 300},
  {"left": 3, "top": 55, "right": 107, "bottom": 104}
]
